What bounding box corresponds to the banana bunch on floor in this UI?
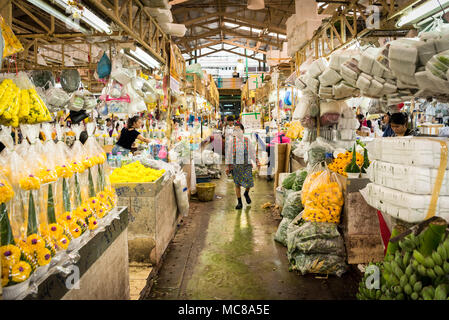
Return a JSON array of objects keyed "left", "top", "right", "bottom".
[
  {"left": 358, "top": 220, "right": 449, "bottom": 300},
  {"left": 0, "top": 78, "right": 52, "bottom": 127}
]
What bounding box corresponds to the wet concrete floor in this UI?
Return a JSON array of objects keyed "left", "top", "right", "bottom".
[{"left": 144, "top": 174, "right": 361, "bottom": 300}]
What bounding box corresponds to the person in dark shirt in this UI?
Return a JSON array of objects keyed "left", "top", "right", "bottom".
[
  {"left": 111, "top": 116, "right": 151, "bottom": 156},
  {"left": 388, "top": 112, "right": 419, "bottom": 137}
]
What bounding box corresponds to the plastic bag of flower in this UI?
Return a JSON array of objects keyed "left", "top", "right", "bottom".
[
  {"left": 0, "top": 15, "right": 24, "bottom": 58},
  {"left": 301, "top": 166, "right": 344, "bottom": 224}
]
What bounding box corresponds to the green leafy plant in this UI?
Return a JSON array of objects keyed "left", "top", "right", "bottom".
[{"left": 345, "top": 144, "right": 361, "bottom": 173}]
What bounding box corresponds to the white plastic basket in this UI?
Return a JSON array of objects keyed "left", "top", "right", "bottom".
[{"left": 360, "top": 183, "right": 449, "bottom": 223}]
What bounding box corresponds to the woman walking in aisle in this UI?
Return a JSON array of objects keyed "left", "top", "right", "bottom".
[{"left": 225, "top": 123, "right": 260, "bottom": 210}]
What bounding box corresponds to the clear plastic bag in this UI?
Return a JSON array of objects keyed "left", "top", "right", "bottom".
[
  {"left": 281, "top": 191, "right": 303, "bottom": 220},
  {"left": 274, "top": 217, "right": 292, "bottom": 246},
  {"left": 301, "top": 167, "right": 344, "bottom": 224},
  {"left": 45, "top": 84, "right": 70, "bottom": 111},
  {"left": 173, "top": 172, "right": 189, "bottom": 217},
  {"left": 0, "top": 15, "right": 24, "bottom": 58},
  {"left": 60, "top": 69, "right": 81, "bottom": 93}
]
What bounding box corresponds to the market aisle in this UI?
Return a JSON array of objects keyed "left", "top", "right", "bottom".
[{"left": 144, "top": 173, "right": 360, "bottom": 300}]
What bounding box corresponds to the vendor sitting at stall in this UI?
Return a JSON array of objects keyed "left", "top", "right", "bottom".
[
  {"left": 388, "top": 112, "right": 419, "bottom": 137},
  {"left": 112, "top": 116, "right": 151, "bottom": 156}
]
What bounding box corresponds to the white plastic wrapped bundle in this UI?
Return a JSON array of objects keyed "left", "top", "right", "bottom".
[
  {"left": 356, "top": 73, "right": 371, "bottom": 91},
  {"left": 332, "top": 81, "right": 357, "bottom": 100},
  {"left": 329, "top": 54, "right": 350, "bottom": 71},
  {"left": 417, "top": 39, "right": 438, "bottom": 66},
  {"left": 367, "top": 137, "right": 449, "bottom": 169},
  {"left": 360, "top": 183, "right": 449, "bottom": 223},
  {"left": 435, "top": 34, "right": 449, "bottom": 53},
  {"left": 305, "top": 76, "right": 319, "bottom": 94},
  {"left": 320, "top": 100, "right": 341, "bottom": 116},
  {"left": 147, "top": 8, "right": 173, "bottom": 23},
  {"left": 173, "top": 172, "right": 189, "bottom": 217},
  {"left": 366, "top": 79, "right": 383, "bottom": 97},
  {"left": 318, "top": 68, "right": 342, "bottom": 87},
  {"left": 368, "top": 160, "right": 449, "bottom": 195},
  {"left": 159, "top": 23, "right": 186, "bottom": 37},
  {"left": 295, "top": 76, "right": 307, "bottom": 89},
  {"left": 388, "top": 40, "right": 419, "bottom": 64},
  {"left": 308, "top": 58, "right": 327, "bottom": 78},
  {"left": 358, "top": 47, "right": 380, "bottom": 74},
  {"left": 390, "top": 58, "right": 416, "bottom": 77}
]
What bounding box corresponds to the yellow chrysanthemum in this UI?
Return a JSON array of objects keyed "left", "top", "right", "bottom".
[
  {"left": 0, "top": 179, "right": 14, "bottom": 203},
  {"left": 71, "top": 161, "right": 85, "bottom": 173},
  {"left": 69, "top": 223, "right": 82, "bottom": 238},
  {"left": 11, "top": 261, "right": 32, "bottom": 283},
  {"left": 26, "top": 234, "right": 46, "bottom": 250},
  {"left": 55, "top": 165, "right": 73, "bottom": 178},
  {"left": 57, "top": 236, "right": 70, "bottom": 250},
  {"left": 88, "top": 216, "right": 98, "bottom": 230},
  {"left": 36, "top": 168, "right": 57, "bottom": 184},
  {"left": 19, "top": 174, "right": 41, "bottom": 190},
  {"left": 36, "top": 247, "right": 52, "bottom": 266},
  {"left": 47, "top": 223, "right": 63, "bottom": 240},
  {"left": 0, "top": 245, "right": 21, "bottom": 267}
]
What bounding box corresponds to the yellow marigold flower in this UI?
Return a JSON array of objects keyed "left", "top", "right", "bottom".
[
  {"left": 69, "top": 223, "right": 82, "bottom": 238},
  {"left": 0, "top": 245, "right": 21, "bottom": 267},
  {"left": 11, "top": 261, "right": 32, "bottom": 283},
  {"left": 71, "top": 161, "right": 85, "bottom": 173},
  {"left": 55, "top": 165, "right": 73, "bottom": 178},
  {"left": 36, "top": 168, "right": 57, "bottom": 184},
  {"left": 88, "top": 216, "right": 98, "bottom": 230},
  {"left": 0, "top": 179, "right": 14, "bottom": 203},
  {"left": 57, "top": 236, "right": 70, "bottom": 250},
  {"left": 36, "top": 247, "right": 52, "bottom": 266},
  {"left": 47, "top": 223, "right": 63, "bottom": 240},
  {"left": 19, "top": 174, "right": 41, "bottom": 190},
  {"left": 26, "top": 234, "right": 46, "bottom": 250},
  {"left": 82, "top": 157, "right": 95, "bottom": 168}
]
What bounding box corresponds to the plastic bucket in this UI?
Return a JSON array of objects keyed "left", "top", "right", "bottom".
[{"left": 196, "top": 183, "right": 216, "bottom": 202}]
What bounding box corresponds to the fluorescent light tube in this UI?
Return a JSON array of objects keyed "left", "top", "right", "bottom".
[
  {"left": 26, "top": 0, "right": 89, "bottom": 33},
  {"left": 51, "top": 0, "right": 112, "bottom": 34},
  {"left": 397, "top": 0, "right": 449, "bottom": 27},
  {"left": 123, "top": 47, "right": 161, "bottom": 69}
]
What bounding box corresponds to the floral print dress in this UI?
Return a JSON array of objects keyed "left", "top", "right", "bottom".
[{"left": 226, "top": 136, "right": 259, "bottom": 189}]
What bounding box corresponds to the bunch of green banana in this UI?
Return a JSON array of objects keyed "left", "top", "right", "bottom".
[{"left": 357, "top": 221, "right": 449, "bottom": 301}]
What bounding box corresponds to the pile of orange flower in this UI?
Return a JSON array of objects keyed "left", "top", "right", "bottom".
[
  {"left": 301, "top": 170, "right": 344, "bottom": 224},
  {"left": 328, "top": 150, "right": 364, "bottom": 177}
]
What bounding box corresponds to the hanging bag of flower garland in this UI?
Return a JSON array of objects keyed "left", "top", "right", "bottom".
[
  {"left": 0, "top": 174, "right": 35, "bottom": 299},
  {"left": 0, "top": 15, "right": 23, "bottom": 58},
  {"left": 301, "top": 164, "right": 344, "bottom": 224},
  {"left": 69, "top": 125, "right": 99, "bottom": 232},
  {"left": 15, "top": 72, "right": 52, "bottom": 125},
  {"left": 53, "top": 127, "right": 86, "bottom": 246},
  {"left": 83, "top": 122, "right": 111, "bottom": 220}
]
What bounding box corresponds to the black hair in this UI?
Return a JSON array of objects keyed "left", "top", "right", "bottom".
[
  {"left": 236, "top": 123, "right": 244, "bottom": 131},
  {"left": 356, "top": 114, "right": 364, "bottom": 120},
  {"left": 79, "top": 130, "right": 88, "bottom": 144},
  {"left": 227, "top": 115, "right": 234, "bottom": 122},
  {"left": 127, "top": 116, "right": 140, "bottom": 128},
  {"left": 390, "top": 112, "right": 408, "bottom": 125}
]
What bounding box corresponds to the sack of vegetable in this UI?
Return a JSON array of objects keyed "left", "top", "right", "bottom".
[
  {"left": 281, "top": 191, "right": 303, "bottom": 220},
  {"left": 291, "top": 170, "right": 308, "bottom": 191},
  {"left": 286, "top": 219, "right": 345, "bottom": 256},
  {"left": 274, "top": 217, "right": 293, "bottom": 247},
  {"left": 282, "top": 172, "right": 296, "bottom": 189}
]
